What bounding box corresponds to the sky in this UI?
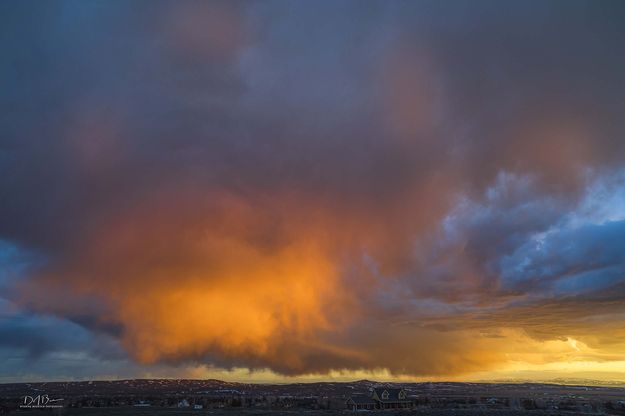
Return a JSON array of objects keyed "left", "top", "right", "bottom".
[{"left": 1, "top": 0, "right": 625, "bottom": 383}]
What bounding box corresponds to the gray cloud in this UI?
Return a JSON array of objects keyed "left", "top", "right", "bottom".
[{"left": 2, "top": 0, "right": 625, "bottom": 378}]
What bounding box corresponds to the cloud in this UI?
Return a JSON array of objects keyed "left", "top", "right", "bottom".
[
  {"left": 2, "top": 0, "right": 625, "bottom": 379},
  {"left": 501, "top": 220, "right": 625, "bottom": 294}
]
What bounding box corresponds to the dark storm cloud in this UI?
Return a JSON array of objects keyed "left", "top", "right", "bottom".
[
  {"left": 501, "top": 219, "right": 625, "bottom": 295},
  {"left": 2, "top": 0, "right": 625, "bottom": 378}
]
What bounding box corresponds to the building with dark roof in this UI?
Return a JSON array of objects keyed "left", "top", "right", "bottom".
[
  {"left": 347, "top": 387, "right": 413, "bottom": 410},
  {"left": 372, "top": 388, "right": 412, "bottom": 409},
  {"left": 346, "top": 395, "right": 377, "bottom": 411}
]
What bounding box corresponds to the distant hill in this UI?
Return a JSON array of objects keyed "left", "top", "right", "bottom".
[
  {"left": 479, "top": 378, "right": 625, "bottom": 388},
  {"left": 1, "top": 378, "right": 625, "bottom": 399}
]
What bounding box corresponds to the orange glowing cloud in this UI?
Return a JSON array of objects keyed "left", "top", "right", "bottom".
[{"left": 19, "top": 188, "right": 369, "bottom": 373}]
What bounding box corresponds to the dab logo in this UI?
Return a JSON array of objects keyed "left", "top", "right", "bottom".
[{"left": 21, "top": 394, "right": 64, "bottom": 408}]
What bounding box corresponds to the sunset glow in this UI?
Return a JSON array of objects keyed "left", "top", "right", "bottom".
[{"left": 2, "top": 0, "right": 625, "bottom": 384}]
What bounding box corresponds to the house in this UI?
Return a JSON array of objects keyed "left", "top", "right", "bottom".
[
  {"left": 347, "top": 388, "right": 412, "bottom": 411},
  {"left": 346, "top": 395, "right": 377, "bottom": 411},
  {"left": 371, "top": 388, "right": 412, "bottom": 410}
]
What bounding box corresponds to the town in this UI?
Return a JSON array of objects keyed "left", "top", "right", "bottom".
[{"left": 2, "top": 379, "right": 625, "bottom": 415}]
